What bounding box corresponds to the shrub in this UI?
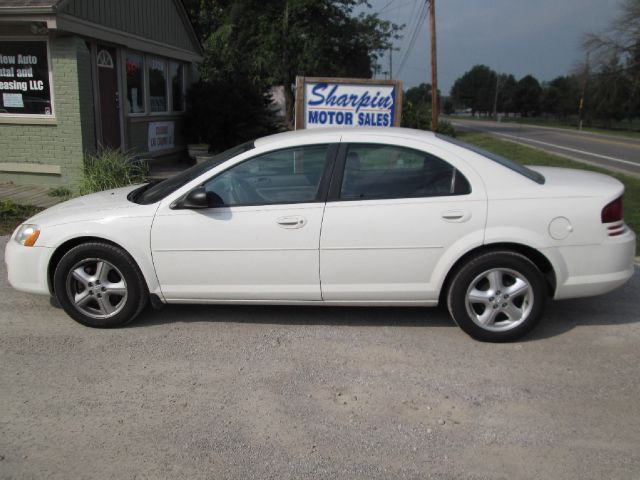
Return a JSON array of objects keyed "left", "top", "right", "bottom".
[
  {"left": 48, "top": 186, "right": 73, "bottom": 199},
  {"left": 0, "top": 199, "right": 42, "bottom": 235},
  {"left": 436, "top": 119, "right": 457, "bottom": 137},
  {"left": 80, "top": 149, "right": 148, "bottom": 195},
  {"left": 401, "top": 100, "right": 457, "bottom": 137},
  {"left": 184, "top": 78, "right": 279, "bottom": 153},
  {"left": 401, "top": 100, "right": 431, "bottom": 130}
]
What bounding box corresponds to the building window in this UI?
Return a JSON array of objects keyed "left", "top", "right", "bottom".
[
  {"left": 148, "top": 57, "right": 167, "bottom": 113},
  {"left": 170, "top": 61, "right": 184, "bottom": 112},
  {"left": 0, "top": 39, "right": 53, "bottom": 117},
  {"left": 96, "top": 49, "right": 114, "bottom": 69},
  {"left": 125, "top": 52, "right": 145, "bottom": 114}
]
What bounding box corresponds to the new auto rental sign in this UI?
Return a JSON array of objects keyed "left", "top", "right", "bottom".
[{"left": 295, "top": 76, "right": 402, "bottom": 130}]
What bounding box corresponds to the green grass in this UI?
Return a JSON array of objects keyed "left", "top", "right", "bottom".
[
  {"left": 459, "top": 132, "right": 640, "bottom": 254},
  {"left": 0, "top": 200, "right": 42, "bottom": 236},
  {"left": 48, "top": 186, "right": 74, "bottom": 199},
  {"left": 444, "top": 115, "right": 640, "bottom": 140},
  {"left": 497, "top": 117, "right": 640, "bottom": 140}
]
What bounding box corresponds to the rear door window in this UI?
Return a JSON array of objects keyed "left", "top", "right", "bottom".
[{"left": 340, "top": 144, "right": 470, "bottom": 200}]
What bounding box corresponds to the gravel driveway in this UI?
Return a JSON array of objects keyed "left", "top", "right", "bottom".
[{"left": 1, "top": 236, "right": 639, "bottom": 480}]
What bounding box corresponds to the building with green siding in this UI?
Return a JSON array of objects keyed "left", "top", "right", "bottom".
[{"left": 0, "top": 0, "right": 203, "bottom": 188}]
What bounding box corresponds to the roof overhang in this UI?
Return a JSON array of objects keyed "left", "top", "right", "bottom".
[
  {"left": 0, "top": 13, "right": 57, "bottom": 28},
  {"left": 0, "top": 7, "right": 56, "bottom": 15},
  {"left": 0, "top": 0, "right": 203, "bottom": 62},
  {"left": 55, "top": 13, "right": 202, "bottom": 62}
]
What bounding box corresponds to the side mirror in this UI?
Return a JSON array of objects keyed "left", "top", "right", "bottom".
[
  {"left": 180, "top": 187, "right": 209, "bottom": 209},
  {"left": 175, "top": 187, "right": 225, "bottom": 209}
]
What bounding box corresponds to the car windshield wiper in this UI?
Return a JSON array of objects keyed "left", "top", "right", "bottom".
[{"left": 128, "top": 179, "right": 164, "bottom": 203}]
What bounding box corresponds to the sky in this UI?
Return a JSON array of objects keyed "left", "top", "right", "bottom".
[{"left": 363, "top": 0, "right": 618, "bottom": 94}]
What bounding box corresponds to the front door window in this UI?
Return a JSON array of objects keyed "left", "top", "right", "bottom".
[{"left": 203, "top": 145, "right": 331, "bottom": 206}]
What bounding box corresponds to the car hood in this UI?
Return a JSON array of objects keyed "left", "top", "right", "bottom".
[{"left": 28, "top": 184, "right": 152, "bottom": 226}]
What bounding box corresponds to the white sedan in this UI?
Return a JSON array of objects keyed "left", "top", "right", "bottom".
[{"left": 5, "top": 128, "right": 636, "bottom": 341}]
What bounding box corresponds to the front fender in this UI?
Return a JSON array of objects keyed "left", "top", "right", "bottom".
[{"left": 42, "top": 216, "right": 163, "bottom": 299}]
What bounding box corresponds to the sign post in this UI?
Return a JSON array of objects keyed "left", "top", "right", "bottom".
[{"left": 295, "top": 76, "right": 402, "bottom": 130}]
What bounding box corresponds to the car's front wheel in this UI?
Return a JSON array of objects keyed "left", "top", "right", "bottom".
[
  {"left": 447, "top": 251, "right": 548, "bottom": 342},
  {"left": 53, "top": 242, "right": 148, "bottom": 328}
]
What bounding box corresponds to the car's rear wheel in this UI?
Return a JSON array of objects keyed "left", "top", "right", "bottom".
[
  {"left": 447, "top": 251, "right": 547, "bottom": 342},
  {"left": 53, "top": 242, "right": 148, "bottom": 328}
]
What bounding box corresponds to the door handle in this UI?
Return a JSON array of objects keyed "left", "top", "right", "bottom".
[
  {"left": 441, "top": 210, "right": 471, "bottom": 222},
  {"left": 276, "top": 216, "right": 307, "bottom": 229}
]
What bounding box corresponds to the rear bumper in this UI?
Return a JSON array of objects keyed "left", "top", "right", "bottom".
[
  {"left": 4, "top": 239, "right": 52, "bottom": 295},
  {"left": 551, "top": 229, "right": 636, "bottom": 300}
]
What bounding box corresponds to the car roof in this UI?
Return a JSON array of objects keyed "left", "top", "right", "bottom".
[{"left": 253, "top": 127, "right": 439, "bottom": 149}]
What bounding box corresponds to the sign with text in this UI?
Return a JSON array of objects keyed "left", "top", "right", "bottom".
[
  {"left": 0, "top": 40, "right": 52, "bottom": 116},
  {"left": 148, "top": 121, "right": 175, "bottom": 152},
  {"left": 295, "top": 77, "right": 402, "bottom": 130}
]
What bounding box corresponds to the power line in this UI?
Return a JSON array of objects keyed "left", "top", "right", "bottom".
[
  {"left": 376, "top": 0, "right": 397, "bottom": 14},
  {"left": 397, "top": 0, "right": 421, "bottom": 51},
  {"left": 394, "top": 4, "right": 423, "bottom": 73},
  {"left": 396, "top": 0, "right": 428, "bottom": 76},
  {"left": 378, "top": 0, "right": 415, "bottom": 15}
]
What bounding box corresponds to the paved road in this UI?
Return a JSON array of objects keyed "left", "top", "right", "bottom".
[
  {"left": 1, "top": 235, "right": 639, "bottom": 479},
  {"left": 450, "top": 118, "right": 640, "bottom": 177}
]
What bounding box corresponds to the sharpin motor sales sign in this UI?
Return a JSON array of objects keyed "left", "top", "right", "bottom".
[{"left": 295, "top": 76, "right": 402, "bottom": 130}]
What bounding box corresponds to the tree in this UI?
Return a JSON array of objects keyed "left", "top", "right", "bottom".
[
  {"left": 584, "top": 0, "right": 640, "bottom": 68},
  {"left": 190, "top": 0, "right": 400, "bottom": 128},
  {"left": 450, "top": 65, "right": 497, "bottom": 115},
  {"left": 514, "top": 75, "right": 542, "bottom": 117},
  {"left": 590, "top": 57, "right": 633, "bottom": 127},
  {"left": 583, "top": 0, "right": 640, "bottom": 122},
  {"left": 541, "top": 76, "right": 580, "bottom": 119},
  {"left": 404, "top": 83, "right": 432, "bottom": 106},
  {"left": 497, "top": 74, "right": 517, "bottom": 114},
  {"left": 442, "top": 99, "right": 454, "bottom": 115},
  {"left": 184, "top": 78, "right": 277, "bottom": 152}
]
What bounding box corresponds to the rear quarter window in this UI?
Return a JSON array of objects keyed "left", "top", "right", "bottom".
[{"left": 436, "top": 134, "right": 545, "bottom": 184}]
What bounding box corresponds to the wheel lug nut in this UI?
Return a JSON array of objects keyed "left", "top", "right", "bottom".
[
  {"left": 504, "top": 294, "right": 509, "bottom": 299},
  {"left": 88, "top": 282, "right": 93, "bottom": 287},
  {"left": 97, "top": 293, "right": 102, "bottom": 298},
  {"left": 502, "top": 303, "right": 507, "bottom": 308},
  {"left": 101, "top": 287, "right": 106, "bottom": 292},
  {"left": 489, "top": 297, "right": 494, "bottom": 301}
]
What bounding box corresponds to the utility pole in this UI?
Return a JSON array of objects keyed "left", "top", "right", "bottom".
[
  {"left": 578, "top": 52, "right": 589, "bottom": 131},
  {"left": 389, "top": 46, "right": 393, "bottom": 79},
  {"left": 428, "top": 0, "right": 438, "bottom": 131}
]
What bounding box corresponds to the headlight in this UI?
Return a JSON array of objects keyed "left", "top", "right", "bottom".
[{"left": 14, "top": 224, "right": 40, "bottom": 247}]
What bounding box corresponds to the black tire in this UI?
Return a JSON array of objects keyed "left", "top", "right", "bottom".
[
  {"left": 446, "top": 251, "right": 548, "bottom": 342},
  {"left": 53, "top": 242, "right": 148, "bottom": 328}
]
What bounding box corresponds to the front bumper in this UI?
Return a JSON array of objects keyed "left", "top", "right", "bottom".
[{"left": 5, "top": 238, "right": 52, "bottom": 295}]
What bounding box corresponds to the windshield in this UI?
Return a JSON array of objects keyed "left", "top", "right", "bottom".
[
  {"left": 132, "top": 141, "right": 255, "bottom": 204},
  {"left": 436, "top": 134, "right": 545, "bottom": 184}
]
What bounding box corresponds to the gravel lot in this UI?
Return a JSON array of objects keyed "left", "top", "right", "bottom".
[{"left": 1, "top": 235, "right": 639, "bottom": 480}]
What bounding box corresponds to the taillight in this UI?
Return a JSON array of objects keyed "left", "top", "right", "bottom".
[{"left": 601, "top": 196, "right": 623, "bottom": 223}]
